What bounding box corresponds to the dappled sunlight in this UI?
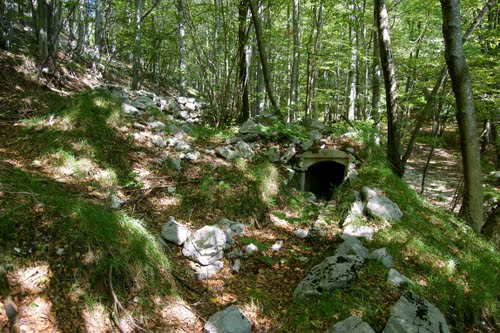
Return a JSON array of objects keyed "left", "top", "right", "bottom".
[
  {"left": 240, "top": 301, "right": 275, "bottom": 332},
  {"left": 82, "top": 303, "right": 113, "bottom": 333},
  {"left": 11, "top": 264, "right": 52, "bottom": 295},
  {"left": 17, "top": 296, "right": 60, "bottom": 333},
  {"left": 157, "top": 297, "right": 203, "bottom": 332}
]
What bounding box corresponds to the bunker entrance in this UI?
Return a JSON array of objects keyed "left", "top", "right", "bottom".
[{"left": 304, "top": 161, "right": 346, "bottom": 200}]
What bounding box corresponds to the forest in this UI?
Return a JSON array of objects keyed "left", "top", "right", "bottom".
[{"left": 0, "top": 0, "right": 499, "bottom": 332}]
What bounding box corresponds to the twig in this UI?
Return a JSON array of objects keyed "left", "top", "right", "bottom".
[{"left": 108, "top": 265, "right": 150, "bottom": 333}]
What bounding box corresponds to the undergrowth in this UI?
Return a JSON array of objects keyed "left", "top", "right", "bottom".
[{"left": 280, "top": 147, "right": 499, "bottom": 332}]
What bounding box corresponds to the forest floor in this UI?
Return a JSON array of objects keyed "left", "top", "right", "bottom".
[
  {"left": 403, "top": 139, "right": 463, "bottom": 213},
  {"left": 1, "top": 49, "right": 498, "bottom": 333}
]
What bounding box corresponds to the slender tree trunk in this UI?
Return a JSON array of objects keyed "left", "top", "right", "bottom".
[
  {"left": 75, "top": 0, "right": 85, "bottom": 54},
  {"left": 237, "top": 0, "right": 250, "bottom": 123},
  {"left": 289, "top": 0, "right": 300, "bottom": 123},
  {"left": 4, "top": 0, "right": 14, "bottom": 49},
  {"left": 248, "top": 0, "right": 278, "bottom": 110},
  {"left": 131, "top": 0, "right": 144, "bottom": 90},
  {"left": 38, "top": 0, "right": 49, "bottom": 64},
  {"left": 375, "top": 0, "right": 403, "bottom": 176},
  {"left": 441, "top": 0, "right": 484, "bottom": 231},
  {"left": 347, "top": 0, "right": 358, "bottom": 121},
  {"left": 47, "top": 0, "right": 62, "bottom": 68},
  {"left": 94, "top": 0, "right": 102, "bottom": 64},
  {"left": 401, "top": 0, "right": 496, "bottom": 171},
  {"left": 492, "top": 121, "right": 500, "bottom": 169},
  {"left": 371, "top": 29, "right": 382, "bottom": 145},
  {"left": 176, "top": 0, "right": 186, "bottom": 96}
]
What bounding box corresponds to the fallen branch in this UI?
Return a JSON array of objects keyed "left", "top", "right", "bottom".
[{"left": 108, "top": 265, "right": 150, "bottom": 333}]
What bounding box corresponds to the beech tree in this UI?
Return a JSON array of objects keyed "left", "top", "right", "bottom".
[{"left": 440, "top": 0, "right": 484, "bottom": 231}]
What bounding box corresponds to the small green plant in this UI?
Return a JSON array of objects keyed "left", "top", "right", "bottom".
[{"left": 241, "top": 237, "right": 271, "bottom": 251}]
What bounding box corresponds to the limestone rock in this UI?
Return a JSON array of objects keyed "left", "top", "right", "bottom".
[
  {"left": 239, "top": 118, "right": 260, "bottom": 135},
  {"left": 218, "top": 218, "right": 246, "bottom": 238},
  {"left": 264, "top": 146, "right": 280, "bottom": 163},
  {"left": 217, "top": 146, "right": 237, "bottom": 160},
  {"left": 122, "top": 103, "right": 142, "bottom": 116},
  {"left": 204, "top": 305, "right": 252, "bottom": 333},
  {"left": 178, "top": 96, "right": 187, "bottom": 104},
  {"left": 366, "top": 196, "right": 403, "bottom": 223},
  {"left": 151, "top": 135, "right": 166, "bottom": 148},
  {"left": 191, "top": 260, "right": 224, "bottom": 280},
  {"left": 182, "top": 226, "right": 227, "bottom": 265},
  {"left": 272, "top": 240, "right": 284, "bottom": 252},
  {"left": 149, "top": 120, "right": 166, "bottom": 132},
  {"left": 368, "top": 248, "right": 394, "bottom": 268},
  {"left": 245, "top": 243, "right": 258, "bottom": 255},
  {"left": 294, "top": 229, "right": 309, "bottom": 238},
  {"left": 232, "top": 259, "right": 241, "bottom": 273},
  {"left": 161, "top": 217, "right": 191, "bottom": 245},
  {"left": 387, "top": 268, "right": 414, "bottom": 287},
  {"left": 361, "top": 187, "right": 378, "bottom": 201},
  {"left": 327, "top": 316, "right": 375, "bottom": 333},
  {"left": 281, "top": 145, "right": 296, "bottom": 164},
  {"left": 234, "top": 141, "right": 254, "bottom": 159},
  {"left": 383, "top": 292, "right": 450, "bottom": 333},
  {"left": 336, "top": 235, "right": 370, "bottom": 258},
  {"left": 343, "top": 194, "right": 365, "bottom": 226},
  {"left": 342, "top": 224, "right": 376, "bottom": 240},
  {"left": 293, "top": 255, "right": 365, "bottom": 299}
]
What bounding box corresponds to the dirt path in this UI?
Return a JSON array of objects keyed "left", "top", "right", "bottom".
[{"left": 403, "top": 143, "right": 463, "bottom": 213}]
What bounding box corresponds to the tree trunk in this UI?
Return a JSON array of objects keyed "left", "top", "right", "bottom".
[
  {"left": 95, "top": 0, "right": 102, "bottom": 63},
  {"left": 375, "top": 0, "right": 403, "bottom": 176},
  {"left": 75, "top": 0, "right": 85, "bottom": 54},
  {"left": 237, "top": 0, "right": 250, "bottom": 123},
  {"left": 401, "top": 0, "right": 496, "bottom": 171},
  {"left": 38, "top": 0, "right": 49, "bottom": 64},
  {"left": 288, "top": 0, "right": 300, "bottom": 123},
  {"left": 248, "top": 0, "right": 278, "bottom": 110},
  {"left": 131, "top": 0, "right": 144, "bottom": 90},
  {"left": 347, "top": 0, "right": 358, "bottom": 122},
  {"left": 440, "top": 0, "right": 484, "bottom": 232},
  {"left": 4, "top": 0, "right": 15, "bottom": 49},
  {"left": 176, "top": 0, "right": 186, "bottom": 96},
  {"left": 371, "top": 29, "right": 381, "bottom": 145}
]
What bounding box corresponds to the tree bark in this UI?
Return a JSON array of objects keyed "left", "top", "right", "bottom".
[
  {"left": 440, "top": 0, "right": 484, "bottom": 231},
  {"left": 176, "top": 0, "right": 186, "bottom": 96},
  {"left": 347, "top": 0, "right": 358, "bottom": 121},
  {"left": 248, "top": 0, "right": 278, "bottom": 110},
  {"left": 38, "top": 0, "right": 49, "bottom": 64},
  {"left": 375, "top": 0, "right": 403, "bottom": 176},
  {"left": 131, "top": 0, "right": 144, "bottom": 90},
  {"left": 95, "top": 0, "right": 102, "bottom": 63},
  {"left": 237, "top": 0, "right": 250, "bottom": 123},
  {"left": 371, "top": 29, "right": 381, "bottom": 145},
  {"left": 75, "top": 0, "right": 85, "bottom": 55},
  {"left": 288, "top": 0, "right": 300, "bottom": 123},
  {"left": 401, "top": 0, "right": 496, "bottom": 171}
]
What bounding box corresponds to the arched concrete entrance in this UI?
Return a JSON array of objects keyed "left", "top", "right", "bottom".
[{"left": 296, "top": 149, "right": 351, "bottom": 200}]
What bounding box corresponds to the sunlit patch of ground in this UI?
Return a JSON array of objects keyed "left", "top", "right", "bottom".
[{"left": 404, "top": 145, "right": 462, "bottom": 212}]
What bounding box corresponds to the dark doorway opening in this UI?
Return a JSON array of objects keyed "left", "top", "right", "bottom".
[{"left": 304, "top": 161, "right": 346, "bottom": 200}]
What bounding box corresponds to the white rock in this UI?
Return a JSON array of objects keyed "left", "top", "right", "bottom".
[
  {"left": 232, "top": 259, "right": 241, "bottom": 273},
  {"left": 204, "top": 305, "right": 252, "bottom": 333},
  {"left": 151, "top": 135, "right": 166, "bottom": 148},
  {"left": 294, "top": 229, "right": 309, "bottom": 238},
  {"left": 272, "top": 240, "right": 284, "bottom": 252},
  {"left": 245, "top": 243, "right": 258, "bottom": 254},
  {"left": 161, "top": 217, "right": 191, "bottom": 245},
  {"left": 387, "top": 268, "right": 414, "bottom": 287},
  {"left": 182, "top": 226, "right": 226, "bottom": 265}
]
